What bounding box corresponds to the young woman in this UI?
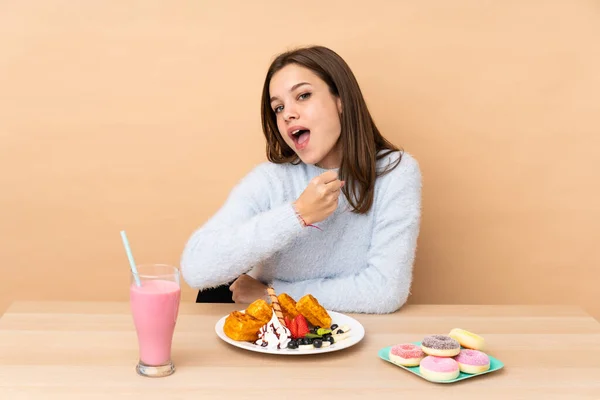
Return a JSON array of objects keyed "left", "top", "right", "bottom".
[{"left": 181, "top": 46, "right": 421, "bottom": 314}]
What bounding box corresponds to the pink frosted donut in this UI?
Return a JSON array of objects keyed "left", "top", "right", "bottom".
[
  {"left": 454, "top": 349, "right": 490, "bottom": 374},
  {"left": 389, "top": 344, "right": 425, "bottom": 366},
  {"left": 419, "top": 355, "right": 460, "bottom": 382}
]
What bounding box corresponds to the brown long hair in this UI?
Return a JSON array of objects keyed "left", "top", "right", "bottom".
[{"left": 260, "top": 45, "right": 402, "bottom": 214}]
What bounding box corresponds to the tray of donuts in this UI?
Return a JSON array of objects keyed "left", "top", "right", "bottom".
[{"left": 378, "top": 328, "right": 504, "bottom": 383}]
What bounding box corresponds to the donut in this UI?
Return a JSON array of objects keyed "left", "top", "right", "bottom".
[
  {"left": 449, "top": 328, "right": 486, "bottom": 351},
  {"left": 389, "top": 343, "right": 425, "bottom": 367},
  {"left": 454, "top": 349, "right": 490, "bottom": 374},
  {"left": 419, "top": 355, "right": 460, "bottom": 382},
  {"left": 421, "top": 334, "right": 460, "bottom": 357}
]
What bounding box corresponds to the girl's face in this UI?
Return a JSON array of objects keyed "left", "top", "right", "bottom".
[{"left": 269, "top": 64, "right": 343, "bottom": 169}]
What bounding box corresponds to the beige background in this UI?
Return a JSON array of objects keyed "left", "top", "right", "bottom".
[{"left": 1, "top": 1, "right": 599, "bottom": 319}]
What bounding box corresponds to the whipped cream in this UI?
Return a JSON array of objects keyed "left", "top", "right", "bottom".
[{"left": 255, "top": 310, "right": 292, "bottom": 350}]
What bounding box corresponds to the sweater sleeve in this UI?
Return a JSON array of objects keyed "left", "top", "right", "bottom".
[
  {"left": 270, "top": 155, "right": 422, "bottom": 314},
  {"left": 180, "top": 164, "right": 303, "bottom": 290}
]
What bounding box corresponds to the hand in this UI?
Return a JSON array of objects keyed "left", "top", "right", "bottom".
[
  {"left": 229, "top": 274, "right": 268, "bottom": 304},
  {"left": 294, "top": 170, "right": 345, "bottom": 226}
]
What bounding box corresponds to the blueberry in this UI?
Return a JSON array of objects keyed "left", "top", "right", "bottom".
[
  {"left": 336, "top": 329, "right": 344, "bottom": 334},
  {"left": 330, "top": 324, "right": 339, "bottom": 330},
  {"left": 313, "top": 339, "right": 322, "bottom": 348},
  {"left": 314, "top": 326, "right": 321, "bottom": 331},
  {"left": 302, "top": 338, "right": 311, "bottom": 345},
  {"left": 287, "top": 341, "right": 298, "bottom": 349},
  {"left": 261, "top": 342, "right": 268, "bottom": 347},
  {"left": 322, "top": 333, "right": 332, "bottom": 340},
  {"left": 327, "top": 336, "right": 335, "bottom": 344}
]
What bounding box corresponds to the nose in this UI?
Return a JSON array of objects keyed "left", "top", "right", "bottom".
[{"left": 283, "top": 104, "right": 299, "bottom": 122}]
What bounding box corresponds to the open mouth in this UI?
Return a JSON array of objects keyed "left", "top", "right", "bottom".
[{"left": 290, "top": 129, "right": 311, "bottom": 146}]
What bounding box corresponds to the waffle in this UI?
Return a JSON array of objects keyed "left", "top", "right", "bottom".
[
  {"left": 296, "top": 294, "right": 331, "bottom": 328},
  {"left": 277, "top": 293, "right": 300, "bottom": 320},
  {"left": 223, "top": 311, "right": 266, "bottom": 341},
  {"left": 223, "top": 299, "right": 272, "bottom": 341},
  {"left": 245, "top": 298, "right": 272, "bottom": 323}
]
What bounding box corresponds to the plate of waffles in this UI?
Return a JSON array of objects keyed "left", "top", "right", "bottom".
[{"left": 214, "top": 289, "right": 365, "bottom": 355}]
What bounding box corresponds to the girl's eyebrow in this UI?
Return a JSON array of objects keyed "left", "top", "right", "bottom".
[{"left": 270, "top": 82, "right": 311, "bottom": 103}]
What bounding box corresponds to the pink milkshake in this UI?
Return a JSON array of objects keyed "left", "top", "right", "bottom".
[{"left": 129, "top": 264, "right": 180, "bottom": 377}]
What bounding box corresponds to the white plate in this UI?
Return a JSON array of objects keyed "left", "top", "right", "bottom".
[{"left": 215, "top": 310, "right": 365, "bottom": 355}]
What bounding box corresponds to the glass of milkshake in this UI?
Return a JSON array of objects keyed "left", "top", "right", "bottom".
[{"left": 129, "top": 264, "right": 181, "bottom": 377}]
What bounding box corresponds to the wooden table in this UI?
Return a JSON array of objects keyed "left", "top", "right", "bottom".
[{"left": 1, "top": 302, "right": 599, "bottom": 399}]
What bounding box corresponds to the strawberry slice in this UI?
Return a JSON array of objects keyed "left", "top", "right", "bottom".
[
  {"left": 284, "top": 316, "right": 292, "bottom": 330},
  {"left": 294, "top": 314, "right": 310, "bottom": 338},
  {"left": 288, "top": 316, "right": 299, "bottom": 338}
]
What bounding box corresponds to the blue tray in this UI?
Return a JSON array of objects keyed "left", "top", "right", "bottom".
[{"left": 378, "top": 342, "right": 505, "bottom": 383}]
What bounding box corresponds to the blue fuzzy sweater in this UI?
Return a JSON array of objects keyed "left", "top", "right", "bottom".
[{"left": 181, "top": 151, "right": 422, "bottom": 314}]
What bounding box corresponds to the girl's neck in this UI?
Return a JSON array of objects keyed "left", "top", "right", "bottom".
[{"left": 316, "top": 142, "right": 342, "bottom": 169}]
